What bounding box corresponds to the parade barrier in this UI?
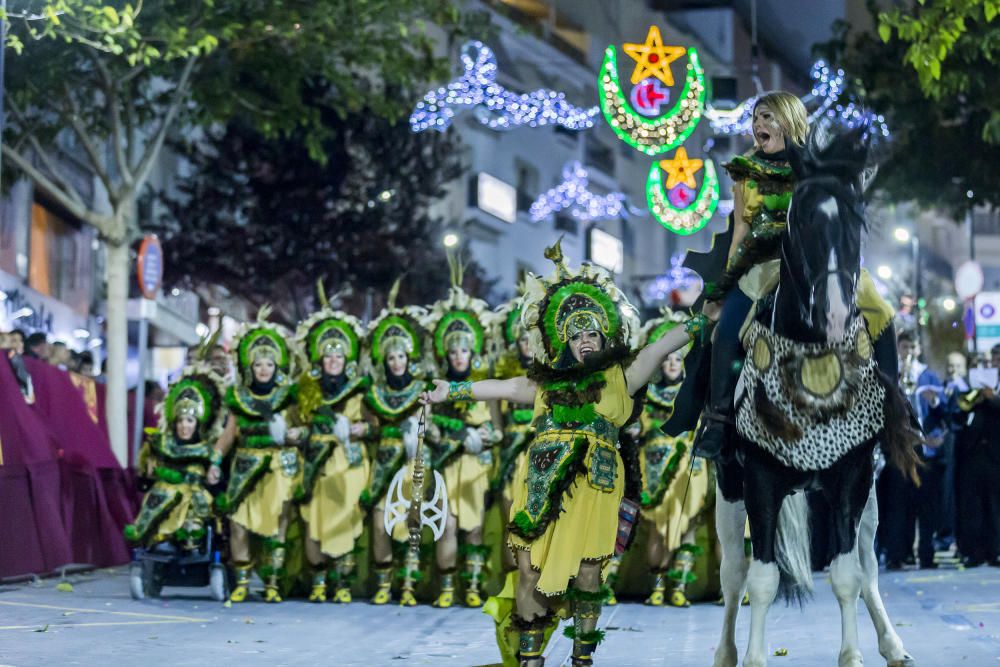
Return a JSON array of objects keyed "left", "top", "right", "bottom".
[{"left": 0, "top": 357, "right": 135, "bottom": 579}]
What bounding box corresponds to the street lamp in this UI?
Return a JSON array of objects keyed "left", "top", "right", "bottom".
[
  {"left": 942, "top": 297, "right": 957, "bottom": 312},
  {"left": 442, "top": 232, "right": 460, "bottom": 248},
  {"left": 876, "top": 265, "right": 893, "bottom": 280},
  {"left": 893, "top": 227, "right": 911, "bottom": 243}
]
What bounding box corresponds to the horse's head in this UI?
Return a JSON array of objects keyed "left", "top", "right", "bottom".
[{"left": 779, "top": 117, "right": 877, "bottom": 343}]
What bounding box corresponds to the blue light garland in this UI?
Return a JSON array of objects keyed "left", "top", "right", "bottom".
[
  {"left": 410, "top": 41, "right": 599, "bottom": 133},
  {"left": 703, "top": 60, "right": 889, "bottom": 139},
  {"left": 643, "top": 253, "right": 701, "bottom": 302},
  {"left": 529, "top": 162, "right": 628, "bottom": 223}
]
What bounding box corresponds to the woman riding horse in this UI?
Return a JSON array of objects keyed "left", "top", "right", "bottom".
[{"left": 710, "top": 118, "right": 921, "bottom": 667}]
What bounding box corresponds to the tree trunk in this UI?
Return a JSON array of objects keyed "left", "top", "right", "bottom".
[{"left": 104, "top": 237, "right": 130, "bottom": 467}]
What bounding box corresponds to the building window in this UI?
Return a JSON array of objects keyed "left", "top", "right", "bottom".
[
  {"left": 554, "top": 213, "right": 579, "bottom": 235},
  {"left": 515, "top": 160, "right": 539, "bottom": 212},
  {"left": 28, "top": 201, "right": 92, "bottom": 313}
]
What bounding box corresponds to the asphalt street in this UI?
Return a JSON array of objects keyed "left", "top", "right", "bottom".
[{"left": 0, "top": 564, "right": 998, "bottom": 666}]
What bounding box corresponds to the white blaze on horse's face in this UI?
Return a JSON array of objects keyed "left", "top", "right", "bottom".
[{"left": 820, "top": 196, "right": 850, "bottom": 342}]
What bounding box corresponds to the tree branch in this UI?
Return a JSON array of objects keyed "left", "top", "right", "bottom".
[
  {"left": 86, "top": 48, "right": 134, "bottom": 187},
  {"left": 5, "top": 97, "right": 87, "bottom": 207},
  {"left": 1, "top": 143, "right": 109, "bottom": 233},
  {"left": 60, "top": 80, "right": 114, "bottom": 200},
  {"left": 132, "top": 56, "right": 198, "bottom": 193}
]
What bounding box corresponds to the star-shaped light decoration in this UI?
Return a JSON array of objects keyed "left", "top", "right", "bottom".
[
  {"left": 659, "top": 147, "right": 703, "bottom": 189},
  {"left": 622, "top": 26, "right": 686, "bottom": 87}
]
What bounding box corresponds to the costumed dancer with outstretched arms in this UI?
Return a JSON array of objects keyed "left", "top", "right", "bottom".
[
  {"left": 424, "top": 241, "right": 719, "bottom": 667},
  {"left": 359, "top": 283, "right": 432, "bottom": 606},
  {"left": 633, "top": 309, "right": 710, "bottom": 608},
  {"left": 207, "top": 308, "right": 305, "bottom": 603},
  {"left": 492, "top": 296, "right": 536, "bottom": 575},
  {"left": 126, "top": 364, "right": 226, "bottom": 551},
  {"left": 424, "top": 259, "right": 501, "bottom": 608},
  {"left": 291, "top": 286, "right": 372, "bottom": 603}
]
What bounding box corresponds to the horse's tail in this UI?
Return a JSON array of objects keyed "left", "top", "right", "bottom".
[
  {"left": 775, "top": 491, "right": 814, "bottom": 606},
  {"left": 875, "top": 368, "right": 923, "bottom": 486}
]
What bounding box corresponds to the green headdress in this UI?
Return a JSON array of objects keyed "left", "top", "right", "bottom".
[
  {"left": 521, "top": 239, "right": 639, "bottom": 367},
  {"left": 159, "top": 365, "right": 226, "bottom": 441},
  {"left": 367, "top": 278, "right": 430, "bottom": 380},
  {"left": 425, "top": 252, "right": 492, "bottom": 377},
  {"left": 232, "top": 305, "right": 294, "bottom": 386},
  {"left": 295, "top": 280, "right": 364, "bottom": 379},
  {"left": 640, "top": 307, "right": 690, "bottom": 348}
]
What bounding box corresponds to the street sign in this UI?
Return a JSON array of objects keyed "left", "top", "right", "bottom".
[
  {"left": 136, "top": 234, "right": 163, "bottom": 300},
  {"left": 974, "top": 291, "right": 1000, "bottom": 352},
  {"left": 955, "top": 260, "right": 984, "bottom": 300}
]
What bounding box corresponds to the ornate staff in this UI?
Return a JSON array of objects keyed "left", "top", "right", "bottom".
[{"left": 406, "top": 407, "right": 429, "bottom": 554}]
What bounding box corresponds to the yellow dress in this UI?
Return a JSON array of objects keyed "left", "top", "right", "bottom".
[
  {"left": 225, "top": 384, "right": 302, "bottom": 539},
  {"left": 509, "top": 364, "right": 633, "bottom": 596},
  {"left": 298, "top": 393, "right": 371, "bottom": 558},
  {"left": 432, "top": 400, "right": 495, "bottom": 531}
]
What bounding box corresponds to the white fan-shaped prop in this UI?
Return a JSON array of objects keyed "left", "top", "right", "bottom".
[{"left": 383, "top": 467, "right": 449, "bottom": 541}]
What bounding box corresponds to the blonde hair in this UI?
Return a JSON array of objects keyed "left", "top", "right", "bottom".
[{"left": 753, "top": 91, "right": 808, "bottom": 146}]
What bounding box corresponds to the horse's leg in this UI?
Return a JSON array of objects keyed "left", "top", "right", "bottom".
[
  {"left": 712, "top": 484, "right": 748, "bottom": 667},
  {"left": 821, "top": 444, "right": 876, "bottom": 667},
  {"left": 859, "top": 481, "right": 915, "bottom": 667},
  {"left": 742, "top": 455, "right": 794, "bottom": 667}
]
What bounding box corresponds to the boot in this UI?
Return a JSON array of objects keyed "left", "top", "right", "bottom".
[
  {"left": 464, "top": 547, "right": 488, "bottom": 607},
  {"left": 566, "top": 589, "right": 606, "bottom": 666},
  {"left": 433, "top": 570, "right": 455, "bottom": 608},
  {"left": 399, "top": 550, "right": 421, "bottom": 607},
  {"left": 694, "top": 322, "right": 743, "bottom": 460},
  {"left": 644, "top": 569, "right": 667, "bottom": 606},
  {"left": 264, "top": 544, "right": 285, "bottom": 603},
  {"left": 308, "top": 570, "right": 328, "bottom": 603},
  {"left": 604, "top": 554, "right": 622, "bottom": 606},
  {"left": 668, "top": 549, "right": 695, "bottom": 607},
  {"left": 333, "top": 553, "right": 355, "bottom": 603},
  {"left": 229, "top": 562, "right": 252, "bottom": 603},
  {"left": 371, "top": 564, "right": 392, "bottom": 605},
  {"left": 513, "top": 613, "right": 551, "bottom": 667}
]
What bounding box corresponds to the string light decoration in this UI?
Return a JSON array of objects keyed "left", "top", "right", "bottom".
[
  {"left": 647, "top": 151, "right": 719, "bottom": 235},
  {"left": 409, "top": 41, "right": 599, "bottom": 133},
  {"left": 529, "top": 162, "right": 627, "bottom": 223},
  {"left": 598, "top": 43, "right": 706, "bottom": 156},
  {"left": 643, "top": 253, "right": 701, "bottom": 303},
  {"left": 703, "top": 60, "right": 889, "bottom": 139}
]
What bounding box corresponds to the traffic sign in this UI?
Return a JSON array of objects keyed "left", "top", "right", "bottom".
[
  {"left": 974, "top": 291, "right": 1000, "bottom": 352},
  {"left": 136, "top": 234, "right": 163, "bottom": 300},
  {"left": 955, "top": 260, "right": 984, "bottom": 300}
]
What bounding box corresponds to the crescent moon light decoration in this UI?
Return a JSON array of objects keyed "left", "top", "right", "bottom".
[
  {"left": 598, "top": 45, "right": 706, "bottom": 156},
  {"left": 647, "top": 158, "right": 719, "bottom": 236}
]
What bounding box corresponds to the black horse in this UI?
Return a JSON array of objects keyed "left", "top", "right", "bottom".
[{"left": 708, "top": 119, "right": 920, "bottom": 667}]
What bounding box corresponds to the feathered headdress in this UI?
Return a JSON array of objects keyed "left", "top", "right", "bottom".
[
  {"left": 424, "top": 252, "right": 494, "bottom": 379},
  {"left": 231, "top": 304, "right": 295, "bottom": 386},
  {"left": 294, "top": 279, "right": 365, "bottom": 380},
  {"left": 158, "top": 364, "right": 226, "bottom": 441},
  {"left": 521, "top": 239, "right": 639, "bottom": 368},
  {"left": 367, "top": 277, "right": 432, "bottom": 382}
]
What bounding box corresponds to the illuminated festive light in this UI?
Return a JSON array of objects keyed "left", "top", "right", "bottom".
[
  {"left": 410, "top": 41, "right": 599, "bottom": 133},
  {"left": 643, "top": 253, "right": 702, "bottom": 302},
  {"left": 705, "top": 60, "right": 848, "bottom": 135},
  {"left": 530, "top": 161, "right": 627, "bottom": 223},
  {"left": 647, "top": 157, "right": 719, "bottom": 236},
  {"left": 630, "top": 78, "right": 671, "bottom": 117},
  {"left": 622, "top": 26, "right": 687, "bottom": 87},
  {"left": 598, "top": 45, "right": 706, "bottom": 156},
  {"left": 659, "top": 146, "right": 703, "bottom": 189}
]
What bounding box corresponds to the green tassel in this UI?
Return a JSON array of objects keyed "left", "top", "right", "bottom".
[
  {"left": 640, "top": 491, "right": 651, "bottom": 507},
  {"left": 174, "top": 527, "right": 189, "bottom": 541},
  {"left": 154, "top": 466, "right": 184, "bottom": 484},
  {"left": 551, "top": 402, "right": 598, "bottom": 426},
  {"left": 214, "top": 493, "right": 230, "bottom": 511},
  {"left": 432, "top": 414, "right": 464, "bottom": 433},
  {"left": 123, "top": 524, "right": 139, "bottom": 542},
  {"left": 564, "top": 586, "right": 612, "bottom": 603},
  {"left": 562, "top": 627, "right": 607, "bottom": 644},
  {"left": 382, "top": 425, "right": 402, "bottom": 439},
  {"left": 359, "top": 489, "right": 373, "bottom": 510}
]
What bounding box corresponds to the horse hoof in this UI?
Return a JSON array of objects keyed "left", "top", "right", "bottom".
[
  {"left": 888, "top": 657, "right": 915, "bottom": 667},
  {"left": 711, "top": 646, "right": 738, "bottom": 667},
  {"left": 839, "top": 651, "right": 863, "bottom": 667}
]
